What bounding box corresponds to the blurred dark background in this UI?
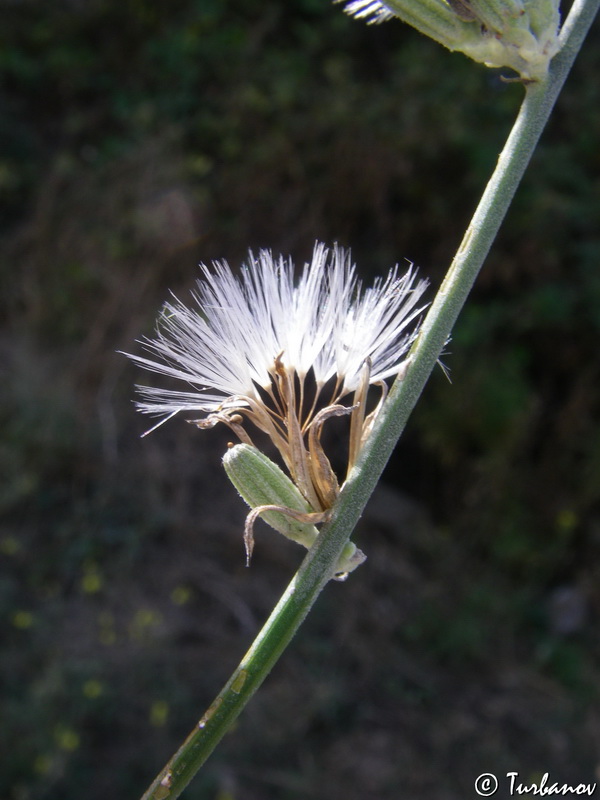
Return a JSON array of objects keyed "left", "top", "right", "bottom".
[{"left": 1, "top": 1, "right": 600, "bottom": 798}]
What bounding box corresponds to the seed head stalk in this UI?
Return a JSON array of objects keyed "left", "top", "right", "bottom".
[{"left": 140, "top": 0, "right": 599, "bottom": 796}]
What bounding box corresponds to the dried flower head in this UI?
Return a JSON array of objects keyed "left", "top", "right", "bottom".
[
  {"left": 126, "top": 243, "right": 427, "bottom": 514},
  {"left": 127, "top": 243, "right": 427, "bottom": 507}
]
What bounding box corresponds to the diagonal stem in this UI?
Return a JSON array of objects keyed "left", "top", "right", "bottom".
[{"left": 140, "top": 1, "right": 599, "bottom": 796}]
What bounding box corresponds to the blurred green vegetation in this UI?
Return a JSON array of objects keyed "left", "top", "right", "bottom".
[{"left": 1, "top": 1, "right": 600, "bottom": 798}]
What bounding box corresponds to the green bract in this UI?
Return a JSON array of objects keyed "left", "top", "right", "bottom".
[
  {"left": 339, "top": 0, "right": 562, "bottom": 80},
  {"left": 223, "top": 443, "right": 319, "bottom": 548},
  {"left": 223, "top": 444, "right": 365, "bottom": 579}
]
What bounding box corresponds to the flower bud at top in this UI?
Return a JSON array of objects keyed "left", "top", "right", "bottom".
[{"left": 338, "top": 0, "right": 561, "bottom": 81}]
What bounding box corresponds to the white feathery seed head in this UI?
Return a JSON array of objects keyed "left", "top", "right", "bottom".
[{"left": 124, "top": 242, "right": 428, "bottom": 513}]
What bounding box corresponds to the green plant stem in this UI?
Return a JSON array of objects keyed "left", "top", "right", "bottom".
[{"left": 140, "top": 1, "right": 598, "bottom": 797}]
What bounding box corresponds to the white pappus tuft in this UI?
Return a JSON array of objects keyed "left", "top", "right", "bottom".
[{"left": 127, "top": 242, "right": 427, "bottom": 421}]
